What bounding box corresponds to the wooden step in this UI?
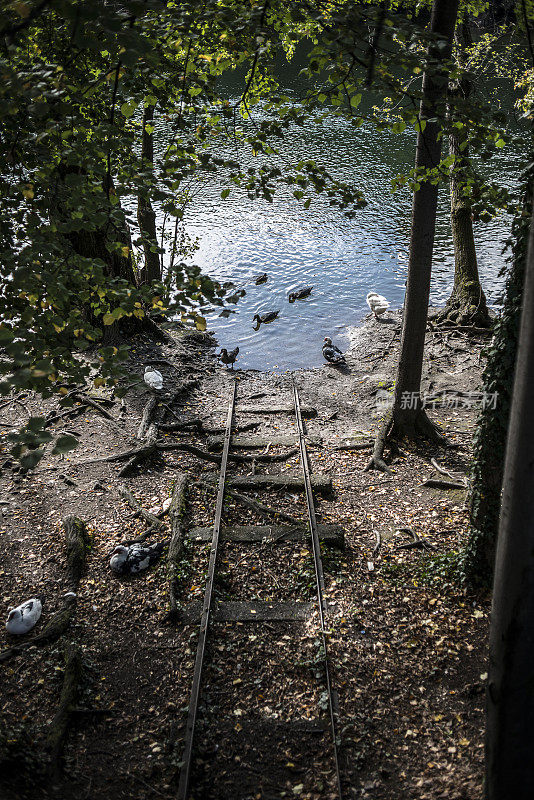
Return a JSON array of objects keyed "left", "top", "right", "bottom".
[
  {"left": 188, "top": 523, "right": 344, "bottom": 548},
  {"left": 226, "top": 474, "right": 332, "bottom": 494},
  {"left": 214, "top": 404, "right": 317, "bottom": 418},
  {"left": 182, "top": 600, "right": 314, "bottom": 624}
]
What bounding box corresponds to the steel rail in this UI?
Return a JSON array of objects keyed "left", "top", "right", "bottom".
[
  {"left": 292, "top": 379, "right": 343, "bottom": 800},
  {"left": 177, "top": 379, "right": 237, "bottom": 800}
]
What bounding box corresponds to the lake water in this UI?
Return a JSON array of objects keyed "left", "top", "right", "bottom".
[{"left": 158, "top": 66, "right": 523, "bottom": 372}]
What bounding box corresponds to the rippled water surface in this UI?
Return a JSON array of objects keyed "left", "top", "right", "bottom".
[{"left": 158, "top": 71, "right": 523, "bottom": 371}]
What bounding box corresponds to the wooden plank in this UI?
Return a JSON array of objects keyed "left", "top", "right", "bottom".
[
  {"left": 188, "top": 523, "right": 344, "bottom": 547},
  {"left": 182, "top": 600, "right": 313, "bottom": 624},
  {"left": 213, "top": 404, "right": 317, "bottom": 418},
  {"left": 207, "top": 434, "right": 322, "bottom": 451},
  {"left": 227, "top": 474, "right": 332, "bottom": 493}
]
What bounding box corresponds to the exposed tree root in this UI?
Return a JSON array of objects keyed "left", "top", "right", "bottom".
[
  {"left": 422, "top": 478, "right": 467, "bottom": 490},
  {"left": 137, "top": 395, "right": 158, "bottom": 440},
  {"left": 64, "top": 516, "right": 90, "bottom": 590},
  {"left": 195, "top": 479, "right": 301, "bottom": 525},
  {"left": 332, "top": 441, "right": 374, "bottom": 451},
  {"left": 395, "top": 527, "right": 436, "bottom": 552},
  {"left": 72, "top": 392, "right": 126, "bottom": 435},
  {"left": 159, "top": 441, "right": 300, "bottom": 464},
  {"left": 44, "top": 642, "right": 83, "bottom": 778},
  {"left": 118, "top": 423, "right": 158, "bottom": 477},
  {"left": 141, "top": 316, "right": 176, "bottom": 346},
  {"left": 119, "top": 484, "right": 164, "bottom": 530},
  {"left": 167, "top": 474, "right": 188, "bottom": 622},
  {"left": 366, "top": 406, "right": 447, "bottom": 474},
  {"left": 430, "top": 296, "right": 491, "bottom": 329},
  {"left": 159, "top": 418, "right": 204, "bottom": 433},
  {"left": 365, "top": 410, "right": 394, "bottom": 474},
  {"left": 125, "top": 522, "right": 163, "bottom": 546}
]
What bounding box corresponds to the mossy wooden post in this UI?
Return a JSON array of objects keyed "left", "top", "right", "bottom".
[
  {"left": 45, "top": 642, "right": 83, "bottom": 778},
  {"left": 168, "top": 474, "right": 188, "bottom": 621},
  {"left": 64, "top": 516, "right": 90, "bottom": 590}
]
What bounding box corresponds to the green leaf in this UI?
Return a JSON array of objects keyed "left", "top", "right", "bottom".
[
  {"left": 120, "top": 102, "right": 136, "bottom": 119},
  {"left": 350, "top": 93, "right": 361, "bottom": 108},
  {"left": 221, "top": 188, "right": 230, "bottom": 199},
  {"left": 194, "top": 315, "right": 207, "bottom": 332},
  {"left": 20, "top": 449, "right": 45, "bottom": 470},
  {"left": 52, "top": 434, "right": 79, "bottom": 455}
]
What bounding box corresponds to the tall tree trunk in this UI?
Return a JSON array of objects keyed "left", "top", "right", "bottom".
[
  {"left": 367, "top": 0, "right": 459, "bottom": 471},
  {"left": 51, "top": 166, "right": 141, "bottom": 342},
  {"left": 462, "top": 162, "right": 533, "bottom": 587},
  {"left": 434, "top": 20, "right": 491, "bottom": 328},
  {"left": 485, "top": 203, "right": 534, "bottom": 800},
  {"left": 137, "top": 105, "right": 161, "bottom": 284}
]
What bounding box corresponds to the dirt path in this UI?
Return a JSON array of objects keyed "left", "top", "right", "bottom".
[{"left": 0, "top": 313, "right": 489, "bottom": 800}]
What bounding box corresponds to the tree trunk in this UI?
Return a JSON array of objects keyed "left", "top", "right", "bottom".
[
  {"left": 51, "top": 166, "right": 145, "bottom": 341},
  {"left": 368, "top": 0, "right": 459, "bottom": 470},
  {"left": 137, "top": 105, "right": 162, "bottom": 284},
  {"left": 434, "top": 21, "right": 491, "bottom": 328},
  {"left": 485, "top": 204, "right": 534, "bottom": 800}
]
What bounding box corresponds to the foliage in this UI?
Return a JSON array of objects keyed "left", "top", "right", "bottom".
[
  {"left": 0, "top": 0, "right": 528, "bottom": 469},
  {"left": 381, "top": 550, "right": 465, "bottom": 593}
]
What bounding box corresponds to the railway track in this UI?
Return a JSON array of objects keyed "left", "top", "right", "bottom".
[{"left": 177, "top": 379, "right": 343, "bottom": 800}]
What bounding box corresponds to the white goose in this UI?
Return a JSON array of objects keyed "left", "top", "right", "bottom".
[
  {"left": 366, "top": 292, "right": 390, "bottom": 319},
  {"left": 6, "top": 596, "right": 43, "bottom": 635},
  {"left": 144, "top": 366, "right": 163, "bottom": 391}
]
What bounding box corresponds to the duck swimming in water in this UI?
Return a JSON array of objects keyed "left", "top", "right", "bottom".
[
  {"left": 218, "top": 347, "right": 239, "bottom": 369},
  {"left": 366, "top": 292, "right": 390, "bottom": 319},
  {"left": 322, "top": 337, "right": 346, "bottom": 365},
  {"left": 253, "top": 273, "right": 268, "bottom": 285},
  {"left": 288, "top": 286, "right": 313, "bottom": 303},
  {"left": 252, "top": 310, "right": 280, "bottom": 330}
]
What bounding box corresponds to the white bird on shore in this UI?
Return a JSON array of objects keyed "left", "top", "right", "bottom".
[
  {"left": 144, "top": 366, "right": 163, "bottom": 391},
  {"left": 366, "top": 292, "right": 390, "bottom": 319},
  {"left": 110, "top": 542, "right": 165, "bottom": 576},
  {"left": 322, "top": 337, "right": 346, "bottom": 365},
  {"left": 6, "top": 596, "right": 43, "bottom": 635}
]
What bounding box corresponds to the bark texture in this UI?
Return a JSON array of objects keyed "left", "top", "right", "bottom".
[
  {"left": 393, "top": 0, "right": 459, "bottom": 428},
  {"left": 434, "top": 22, "right": 491, "bottom": 328},
  {"left": 368, "top": 0, "right": 459, "bottom": 470},
  {"left": 64, "top": 515, "right": 90, "bottom": 590},
  {"left": 137, "top": 105, "right": 162, "bottom": 284},
  {"left": 486, "top": 204, "right": 534, "bottom": 800}
]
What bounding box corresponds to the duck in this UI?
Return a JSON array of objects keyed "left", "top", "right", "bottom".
[
  {"left": 252, "top": 311, "right": 280, "bottom": 330},
  {"left": 6, "top": 596, "right": 44, "bottom": 635},
  {"left": 253, "top": 273, "right": 268, "bottom": 285},
  {"left": 219, "top": 347, "right": 239, "bottom": 369},
  {"left": 366, "top": 292, "right": 390, "bottom": 319},
  {"left": 288, "top": 286, "right": 313, "bottom": 303},
  {"left": 144, "top": 366, "right": 163, "bottom": 391},
  {"left": 109, "top": 542, "right": 165, "bottom": 576},
  {"left": 322, "top": 337, "right": 346, "bottom": 365}
]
